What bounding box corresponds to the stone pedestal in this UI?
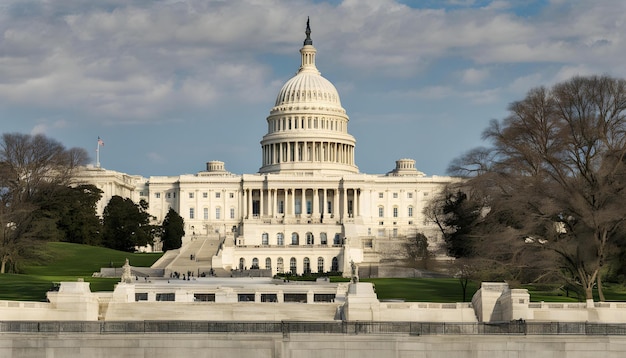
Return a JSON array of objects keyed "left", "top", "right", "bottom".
[{"left": 344, "top": 282, "right": 380, "bottom": 321}]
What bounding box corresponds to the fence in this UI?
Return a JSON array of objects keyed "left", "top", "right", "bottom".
[{"left": 3, "top": 321, "right": 626, "bottom": 336}]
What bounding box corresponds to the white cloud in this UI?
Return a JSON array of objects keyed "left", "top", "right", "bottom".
[{"left": 461, "top": 68, "right": 489, "bottom": 84}]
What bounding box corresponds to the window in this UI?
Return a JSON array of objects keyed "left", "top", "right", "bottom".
[
  {"left": 393, "top": 192, "right": 398, "bottom": 199},
  {"left": 229, "top": 192, "right": 234, "bottom": 199},
  {"left": 139, "top": 191, "right": 145, "bottom": 197},
  {"left": 203, "top": 207, "right": 208, "bottom": 220},
  {"left": 262, "top": 233, "right": 269, "bottom": 245},
  {"left": 215, "top": 207, "right": 221, "bottom": 220},
  {"left": 303, "top": 257, "right": 311, "bottom": 274},
  {"left": 277, "top": 233, "right": 284, "bottom": 245},
  {"left": 393, "top": 228, "right": 398, "bottom": 237},
  {"left": 379, "top": 221, "right": 384, "bottom": 225},
  {"left": 230, "top": 207, "right": 235, "bottom": 219},
  {"left": 317, "top": 257, "right": 324, "bottom": 273},
  {"left": 189, "top": 192, "right": 194, "bottom": 199},
  {"left": 189, "top": 207, "right": 195, "bottom": 219},
  {"left": 278, "top": 200, "right": 284, "bottom": 214},
  {"left": 408, "top": 206, "right": 414, "bottom": 217},
  {"left": 277, "top": 257, "right": 284, "bottom": 273},
  {"left": 407, "top": 192, "right": 413, "bottom": 199},
  {"left": 320, "top": 232, "right": 327, "bottom": 245},
  {"left": 306, "top": 200, "right": 312, "bottom": 214},
  {"left": 194, "top": 294, "right": 215, "bottom": 302},
  {"left": 203, "top": 192, "right": 208, "bottom": 198},
  {"left": 306, "top": 232, "right": 314, "bottom": 245},
  {"left": 156, "top": 293, "right": 175, "bottom": 302},
  {"left": 251, "top": 258, "right": 259, "bottom": 269},
  {"left": 290, "top": 257, "right": 297, "bottom": 274},
  {"left": 239, "top": 258, "right": 245, "bottom": 270},
  {"left": 135, "top": 293, "right": 148, "bottom": 301},
  {"left": 378, "top": 229, "right": 385, "bottom": 237},
  {"left": 167, "top": 193, "right": 171, "bottom": 199},
  {"left": 295, "top": 200, "right": 301, "bottom": 215},
  {"left": 409, "top": 220, "right": 414, "bottom": 225},
  {"left": 423, "top": 192, "right": 429, "bottom": 197},
  {"left": 327, "top": 201, "right": 332, "bottom": 214},
  {"left": 379, "top": 192, "right": 384, "bottom": 198},
  {"left": 155, "top": 193, "right": 161, "bottom": 199},
  {"left": 291, "top": 232, "right": 299, "bottom": 245},
  {"left": 265, "top": 257, "right": 272, "bottom": 270},
  {"left": 378, "top": 206, "right": 384, "bottom": 218},
  {"left": 216, "top": 192, "right": 221, "bottom": 198},
  {"left": 393, "top": 207, "right": 398, "bottom": 218},
  {"left": 331, "top": 257, "right": 339, "bottom": 272}
]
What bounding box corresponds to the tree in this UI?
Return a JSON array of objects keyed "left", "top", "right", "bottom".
[
  {"left": 161, "top": 208, "right": 184, "bottom": 251},
  {"left": 449, "top": 75, "right": 626, "bottom": 300},
  {"left": 55, "top": 185, "right": 103, "bottom": 245},
  {"left": 0, "top": 133, "right": 88, "bottom": 273},
  {"left": 101, "top": 196, "right": 157, "bottom": 252},
  {"left": 404, "top": 233, "right": 431, "bottom": 269}
]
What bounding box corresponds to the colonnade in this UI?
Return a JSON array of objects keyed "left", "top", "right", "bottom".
[
  {"left": 262, "top": 141, "right": 355, "bottom": 166},
  {"left": 242, "top": 187, "right": 360, "bottom": 220}
]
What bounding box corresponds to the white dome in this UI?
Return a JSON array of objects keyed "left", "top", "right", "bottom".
[
  {"left": 259, "top": 20, "right": 357, "bottom": 175},
  {"left": 274, "top": 72, "right": 342, "bottom": 109}
]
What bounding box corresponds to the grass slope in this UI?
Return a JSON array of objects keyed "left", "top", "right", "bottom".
[{"left": 0, "top": 242, "right": 162, "bottom": 301}]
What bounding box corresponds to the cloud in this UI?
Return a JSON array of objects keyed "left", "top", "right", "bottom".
[{"left": 461, "top": 67, "right": 489, "bottom": 84}]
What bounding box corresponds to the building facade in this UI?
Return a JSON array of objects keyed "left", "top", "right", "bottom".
[{"left": 77, "top": 21, "right": 454, "bottom": 275}]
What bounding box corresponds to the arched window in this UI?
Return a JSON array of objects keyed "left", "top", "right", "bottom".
[
  {"left": 303, "top": 257, "right": 311, "bottom": 274},
  {"left": 277, "top": 257, "right": 284, "bottom": 273},
  {"left": 291, "top": 232, "right": 299, "bottom": 245},
  {"left": 265, "top": 257, "right": 272, "bottom": 270},
  {"left": 317, "top": 257, "right": 324, "bottom": 273},
  {"left": 277, "top": 233, "right": 284, "bottom": 246},
  {"left": 290, "top": 257, "right": 297, "bottom": 274},
  {"left": 333, "top": 234, "right": 341, "bottom": 245},
  {"left": 239, "top": 257, "right": 245, "bottom": 270},
  {"left": 331, "top": 257, "right": 339, "bottom": 272},
  {"left": 306, "top": 232, "right": 314, "bottom": 245},
  {"left": 320, "top": 232, "right": 327, "bottom": 245},
  {"left": 251, "top": 257, "right": 259, "bottom": 269},
  {"left": 262, "top": 233, "right": 269, "bottom": 245}
]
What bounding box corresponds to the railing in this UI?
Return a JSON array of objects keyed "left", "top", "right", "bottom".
[{"left": 4, "top": 321, "right": 626, "bottom": 336}]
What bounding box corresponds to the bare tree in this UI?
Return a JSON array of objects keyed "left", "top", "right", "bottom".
[
  {"left": 450, "top": 75, "right": 626, "bottom": 300},
  {"left": 0, "top": 133, "right": 88, "bottom": 273}
]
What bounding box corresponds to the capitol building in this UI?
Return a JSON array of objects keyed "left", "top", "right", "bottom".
[{"left": 77, "top": 21, "right": 454, "bottom": 277}]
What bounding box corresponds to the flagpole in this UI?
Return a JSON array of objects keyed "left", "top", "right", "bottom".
[{"left": 96, "top": 138, "right": 100, "bottom": 168}]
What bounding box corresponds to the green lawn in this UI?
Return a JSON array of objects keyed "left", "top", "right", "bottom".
[{"left": 0, "top": 242, "right": 162, "bottom": 301}]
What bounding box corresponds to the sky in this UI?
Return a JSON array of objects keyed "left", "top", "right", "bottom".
[{"left": 2, "top": 0, "right": 626, "bottom": 178}]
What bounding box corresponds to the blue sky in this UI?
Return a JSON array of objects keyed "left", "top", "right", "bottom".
[{"left": 2, "top": 0, "right": 625, "bottom": 177}]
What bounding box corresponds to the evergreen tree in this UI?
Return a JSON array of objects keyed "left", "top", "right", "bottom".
[
  {"left": 102, "top": 196, "right": 156, "bottom": 252},
  {"left": 161, "top": 208, "right": 184, "bottom": 251}
]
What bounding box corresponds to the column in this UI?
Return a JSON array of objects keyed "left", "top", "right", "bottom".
[
  {"left": 342, "top": 187, "right": 348, "bottom": 219},
  {"left": 333, "top": 189, "right": 339, "bottom": 219},
  {"left": 290, "top": 188, "right": 296, "bottom": 217},
  {"left": 248, "top": 189, "right": 253, "bottom": 219},
  {"left": 260, "top": 189, "right": 264, "bottom": 218},
  {"left": 322, "top": 188, "right": 328, "bottom": 218},
  {"left": 313, "top": 188, "right": 319, "bottom": 218},
  {"left": 273, "top": 189, "right": 277, "bottom": 217}
]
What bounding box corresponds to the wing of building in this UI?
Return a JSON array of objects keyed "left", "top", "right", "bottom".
[{"left": 76, "top": 20, "right": 455, "bottom": 277}]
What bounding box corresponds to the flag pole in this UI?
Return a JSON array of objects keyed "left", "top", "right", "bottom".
[{"left": 96, "top": 138, "right": 100, "bottom": 168}]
